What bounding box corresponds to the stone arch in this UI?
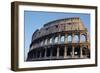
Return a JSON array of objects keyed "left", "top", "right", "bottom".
[
  {"left": 74, "top": 46, "right": 80, "bottom": 57},
  {"left": 59, "top": 46, "right": 64, "bottom": 56},
  {"left": 81, "top": 34, "right": 86, "bottom": 42},
  {"left": 54, "top": 36, "right": 58, "bottom": 43},
  {"left": 41, "top": 49, "right": 45, "bottom": 58},
  {"left": 82, "top": 47, "right": 87, "bottom": 55},
  {"left": 37, "top": 50, "right": 40, "bottom": 58},
  {"left": 67, "top": 45, "right": 72, "bottom": 56},
  {"left": 82, "top": 47, "right": 90, "bottom": 58},
  {"left": 67, "top": 35, "right": 72, "bottom": 43},
  {"left": 74, "top": 35, "right": 79, "bottom": 43},
  {"left": 44, "top": 39, "right": 47, "bottom": 45},
  {"left": 46, "top": 47, "right": 51, "bottom": 57},
  {"left": 27, "top": 50, "right": 33, "bottom": 60},
  {"left": 52, "top": 46, "right": 57, "bottom": 56},
  {"left": 49, "top": 37, "right": 53, "bottom": 44},
  {"left": 41, "top": 40, "right": 44, "bottom": 46},
  {"left": 60, "top": 35, "right": 65, "bottom": 43}
]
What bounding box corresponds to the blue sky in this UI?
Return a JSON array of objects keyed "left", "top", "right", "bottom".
[{"left": 24, "top": 11, "right": 90, "bottom": 60}]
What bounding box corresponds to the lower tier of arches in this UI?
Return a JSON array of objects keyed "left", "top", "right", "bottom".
[{"left": 27, "top": 45, "right": 90, "bottom": 61}]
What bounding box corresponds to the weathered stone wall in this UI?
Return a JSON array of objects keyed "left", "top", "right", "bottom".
[{"left": 27, "top": 17, "right": 90, "bottom": 61}]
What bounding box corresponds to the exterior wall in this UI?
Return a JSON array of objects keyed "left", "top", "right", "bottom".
[
  {"left": 31, "top": 17, "right": 86, "bottom": 42},
  {"left": 27, "top": 17, "right": 90, "bottom": 61}
]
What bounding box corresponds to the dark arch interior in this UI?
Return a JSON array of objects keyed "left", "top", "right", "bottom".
[
  {"left": 59, "top": 46, "right": 64, "bottom": 56},
  {"left": 74, "top": 46, "right": 80, "bottom": 57},
  {"left": 67, "top": 45, "right": 72, "bottom": 56},
  {"left": 52, "top": 47, "right": 57, "bottom": 56},
  {"left": 41, "top": 49, "right": 45, "bottom": 58},
  {"left": 46, "top": 48, "right": 51, "bottom": 57}
]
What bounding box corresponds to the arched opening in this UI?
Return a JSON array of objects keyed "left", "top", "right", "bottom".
[
  {"left": 68, "top": 35, "right": 72, "bottom": 43},
  {"left": 81, "top": 34, "right": 86, "bottom": 42},
  {"left": 33, "top": 49, "right": 37, "bottom": 58},
  {"left": 86, "top": 49, "right": 90, "bottom": 58},
  {"left": 49, "top": 37, "right": 52, "bottom": 44},
  {"left": 74, "top": 35, "right": 79, "bottom": 43},
  {"left": 52, "top": 46, "right": 57, "bottom": 56},
  {"left": 82, "top": 47, "right": 90, "bottom": 58},
  {"left": 41, "top": 41, "right": 44, "bottom": 46},
  {"left": 74, "top": 46, "right": 80, "bottom": 57},
  {"left": 37, "top": 50, "right": 40, "bottom": 58},
  {"left": 59, "top": 46, "right": 64, "bottom": 56},
  {"left": 67, "top": 45, "right": 72, "bottom": 56},
  {"left": 54, "top": 36, "right": 58, "bottom": 43},
  {"left": 28, "top": 50, "right": 34, "bottom": 60},
  {"left": 46, "top": 48, "right": 51, "bottom": 57},
  {"left": 82, "top": 47, "right": 87, "bottom": 55},
  {"left": 41, "top": 49, "right": 45, "bottom": 58},
  {"left": 44, "top": 39, "right": 47, "bottom": 45},
  {"left": 60, "top": 36, "right": 65, "bottom": 43},
  {"left": 30, "top": 50, "right": 35, "bottom": 59}
]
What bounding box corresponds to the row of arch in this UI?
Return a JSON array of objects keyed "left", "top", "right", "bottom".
[
  {"left": 40, "top": 33, "right": 88, "bottom": 47},
  {"left": 30, "top": 33, "right": 89, "bottom": 50},
  {"left": 48, "top": 34, "right": 86, "bottom": 44},
  {"left": 27, "top": 45, "right": 90, "bottom": 61}
]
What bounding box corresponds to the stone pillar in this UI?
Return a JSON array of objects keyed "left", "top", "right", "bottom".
[
  {"left": 57, "top": 46, "right": 60, "bottom": 59},
  {"left": 80, "top": 46, "right": 83, "bottom": 58},
  {"left": 44, "top": 48, "right": 47, "bottom": 58},
  {"left": 65, "top": 34, "right": 68, "bottom": 44},
  {"left": 79, "top": 33, "right": 81, "bottom": 43},
  {"left": 58, "top": 33, "right": 61, "bottom": 44},
  {"left": 72, "top": 46, "right": 75, "bottom": 58},
  {"left": 39, "top": 50, "right": 41, "bottom": 58},
  {"left": 41, "top": 40, "right": 45, "bottom": 46},
  {"left": 50, "top": 48, "right": 52, "bottom": 59},
  {"left": 32, "top": 50, "right": 34, "bottom": 59},
  {"left": 86, "top": 32, "right": 89, "bottom": 42},
  {"left": 45, "top": 38, "right": 47, "bottom": 45},
  {"left": 52, "top": 36, "right": 55, "bottom": 44},
  {"left": 34, "top": 49, "right": 37, "bottom": 58},
  {"left": 36, "top": 50, "right": 38, "bottom": 58},
  {"left": 64, "top": 46, "right": 67, "bottom": 58},
  {"left": 72, "top": 33, "right": 74, "bottom": 43},
  {"left": 47, "top": 38, "right": 49, "bottom": 45}
]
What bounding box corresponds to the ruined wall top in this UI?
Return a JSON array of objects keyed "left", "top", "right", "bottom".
[
  {"left": 32, "top": 17, "right": 87, "bottom": 41},
  {"left": 44, "top": 17, "right": 81, "bottom": 27}
]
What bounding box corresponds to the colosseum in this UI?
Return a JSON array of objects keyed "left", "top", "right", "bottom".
[{"left": 26, "top": 17, "right": 90, "bottom": 61}]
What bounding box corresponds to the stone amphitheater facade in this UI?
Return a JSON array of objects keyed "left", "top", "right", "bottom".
[{"left": 27, "top": 17, "right": 90, "bottom": 61}]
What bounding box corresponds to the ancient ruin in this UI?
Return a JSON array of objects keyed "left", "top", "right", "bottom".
[{"left": 27, "top": 17, "right": 90, "bottom": 61}]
